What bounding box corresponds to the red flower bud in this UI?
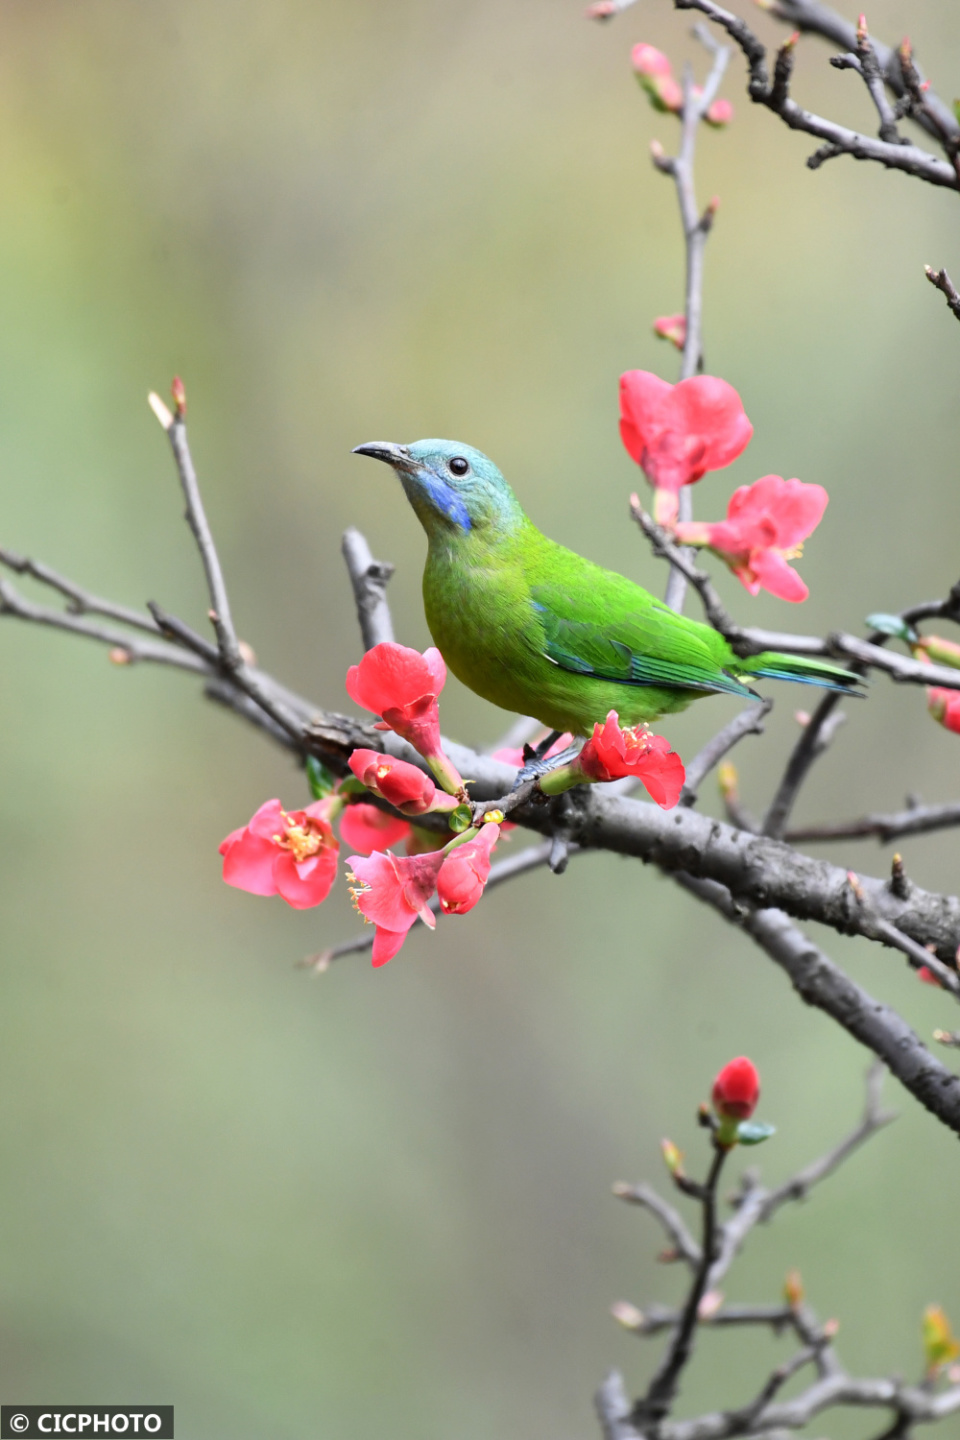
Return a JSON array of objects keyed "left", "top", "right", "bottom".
[
  {"left": 436, "top": 823, "right": 499, "bottom": 915},
  {"left": 348, "top": 748, "right": 439, "bottom": 814},
  {"left": 653, "top": 314, "right": 687, "bottom": 351},
  {"left": 928, "top": 687, "right": 960, "bottom": 734},
  {"left": 712, "top": 1056, "right": 760, "bottom": 1120},
  {"left": 705, "top": 98, "right": 733, "bottom": 127}
]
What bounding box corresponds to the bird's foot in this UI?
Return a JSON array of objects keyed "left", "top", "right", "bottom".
[{"left": 512, "top": 740, "right": 581, "bottom": 790}]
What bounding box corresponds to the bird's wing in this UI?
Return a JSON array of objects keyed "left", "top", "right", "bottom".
[{"left": 528, "top": 577, "right": 757, "bottom": 700}]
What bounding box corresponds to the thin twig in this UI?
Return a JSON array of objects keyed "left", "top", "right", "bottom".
[
  {"left": 681, "top": 700, "right": 772, "bottom": 805},
  {"left": 674, "top": 0, "right": 959, "bottom": 191},
  {"left": 874, "top": 919, "right": 960, "bottom": 999},
  {"left": 340, "top": 528, "right": 396, "bottom": 651},
  {"left": 760, "top": 0, "right": 959, "bottom": 151},
  {"left": 786, "top": 799, "right": 960, "bottom": 845},
  {"left": 655, "top": 32, "right": 730, "bottom": 614},
  {"left": 165, "top": 415, "right": 243, "bottom": 670},
  {"left": 0, "top": 547, "right": 164, "bottom": 637},
  {"left": 762, "top": 698, "right": 847, "bottom": 838},
  {"left": 0, "top": 576, "right": 207, "bottom": 673},
  {"left": 925, "top": 265, "right": 960, "bottom": 324},
  {"left": 612, "top": 1181, "right": 702, "bottom": 1267},
  {"left": 632, "top": 1145, "right": 728, "bottom": 1426}
]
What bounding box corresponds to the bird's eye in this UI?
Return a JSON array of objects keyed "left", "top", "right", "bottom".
[{"left": 448, "top": 456, "right": 469, "bottom": 477}]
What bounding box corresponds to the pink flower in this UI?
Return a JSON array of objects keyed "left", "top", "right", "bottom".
[
  {"left": 220, "top": 798, "right": 339, "bottom": 909},
  {"left": 712, "top": 1056, "right": 760, "bottom": 1120},
  {"left": 346, "top": 847, "right": 447, "bottom": 966},
  {"left": 437, "top": 824, "right": 500, "bottom": 915},
  {"left": 345, "top": 642, "right": 463, "bottom": 793},
  {"left": 577, "top": 712, "right": 685, "bottom": 808},
  {"left": 705, "top": 97, "right": 733, "bottom": 126},
  {"left": 918, "top": 965, "right": 943, "bottom": 988},
  {"left": 653, "top": 314, "right": 687, "bottom": 351},
  {"left": 928, "top": 687, "right": 960, "bottom": 734},
  {"left": 348, "top": 747, "right": 443, "bottom": 815},
  {"left": 339, "top": 802, "right": 411, "bottom": 857},
  {"left": 631, "top": 43, "right": 683, "bottom": 112},
  {"left": 675, "top": 475, "right": 827, "bottom": 602},
  {"left": 619, "top": 370, "right": 753, "bottom": 526}
]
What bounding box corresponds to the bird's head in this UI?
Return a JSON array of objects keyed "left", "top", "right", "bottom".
[{"left": 352, "top": 438, "right": 523, "bottom": 539}]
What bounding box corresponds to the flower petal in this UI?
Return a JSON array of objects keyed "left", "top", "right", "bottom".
[
  {"left": 273, "top": 848, "right": 338, "bottom": 908},
  {"left": 340, "top": 803, "right": 411, "bottom": 856},
  {"left": 750, "top": 547, "right": 809, "bottom": 602},
  {"left": 221, "top": 829, "right": 280, "bottom": 896}
]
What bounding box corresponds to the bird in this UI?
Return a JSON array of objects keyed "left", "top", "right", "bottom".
[{"left": 352, "top": 438, "right": 861, "bottom": 739}]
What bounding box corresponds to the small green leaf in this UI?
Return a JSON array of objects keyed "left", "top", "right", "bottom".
[
  {"left": 338, "top": 775, "right": 368, "bottom": 797},
  {"left": 866, "top": 613, "right": 918, "bottom": 644},
  {"left": 736, "top": 1120, "right": 776, "bottom": 1146},
  {"left": 305, "top": 755, "right": 337, "bottom": 800},
  {"left": 447, "top": 803, "right": 474, "bottom": 833}
]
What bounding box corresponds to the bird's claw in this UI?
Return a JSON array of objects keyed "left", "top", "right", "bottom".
[{"left": 511, "top": 742, "right": 581, "bottom": 790}]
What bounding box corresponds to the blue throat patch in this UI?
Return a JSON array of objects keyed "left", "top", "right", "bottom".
[{"left": 419, "top": 471, "right": 472, "bottom": 531}]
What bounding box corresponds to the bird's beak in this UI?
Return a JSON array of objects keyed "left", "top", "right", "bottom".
[{"left": 352, "top": 441, "right": 415, "bottom": 471}]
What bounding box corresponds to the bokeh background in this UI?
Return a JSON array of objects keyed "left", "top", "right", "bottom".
[{"left": 2, "top": 1, "right": 960, "bottom": 1436}]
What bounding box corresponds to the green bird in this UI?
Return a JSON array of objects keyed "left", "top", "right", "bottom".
[{"left": 353, "top": 438, "right": 860, "bottom": 738}]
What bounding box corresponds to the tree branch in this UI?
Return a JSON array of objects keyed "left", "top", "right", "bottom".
[
  {"left": 676, "top": 877, "right": 960, "bottom": 1136},
  {"left": 674, "top": 0, "right": 959, "bottom": 191},
  {"left": 341, "top": 527, "right": 396, "bottom": 650}
]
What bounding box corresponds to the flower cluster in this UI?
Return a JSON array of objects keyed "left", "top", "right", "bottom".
[
  {"left": 619, "top": 369, "right": 829, "bottom": 601},
  {"left": 219, "top": 642, "right": 506, "bottom": 966},
  {"left": 348, "top": 823, "right": 499, "bottom": 966}
]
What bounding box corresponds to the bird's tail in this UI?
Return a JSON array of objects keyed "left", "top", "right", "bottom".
[{"left": 735, "top": 650, "right": 863, "bottom": 695}]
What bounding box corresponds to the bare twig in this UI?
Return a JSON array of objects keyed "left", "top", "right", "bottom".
[
  {"left": 762, "top": 699, "right": 848, "bottom": 838},
  {"left": 0, "top": 547, "right": 164, "bottom": 637},
  {"left": 164, "top": 414, "right": 243, "bottom": 670},
  {"left": 595, "top": 1372, "right": 642, "bottom": 1440},
  {"left": 658, "top": 1373, "right": 960, "bottom": 1440},
  {"left": 828, "top": 17, "right": 904, "bottom": 146},
  {"left": 631, "top": 498, "right": 746, "bottom": 643},
  {"left": 341, "top": 528, "right": 396, "bottom": 651},
  {"left": 631, "top": 1146, "right": 728, "bottom": 1426},
  {"left": 786, "top": 798, "right": 960, "bottom": 845},
  {"left": 759, "top": 0, "right": 959, "bottom": 151},
  {"left": 874, "top": 919, "right": 960, "bottom": 999},
  {"left": 612, "top": 1181, "right": 702, "bottom": 1267},
  {"left": 674, "top": 0, "right": 959, "bottom": 191},
  {"left": 681, "top": 700, "right": 772, "bottom": 805},
  {"left": 650, "top": 29, "right": 729, "bottom": 614},
  {"left": 0, "top": 575, "right": 206, "bottom": 673},
  {"left": 925, "top": 265, "right": 960, "bottom": 323}
]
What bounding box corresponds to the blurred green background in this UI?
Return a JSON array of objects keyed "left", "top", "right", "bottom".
[{"left": 2, "top": 1, "right": 960, "bottom": 1436}]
